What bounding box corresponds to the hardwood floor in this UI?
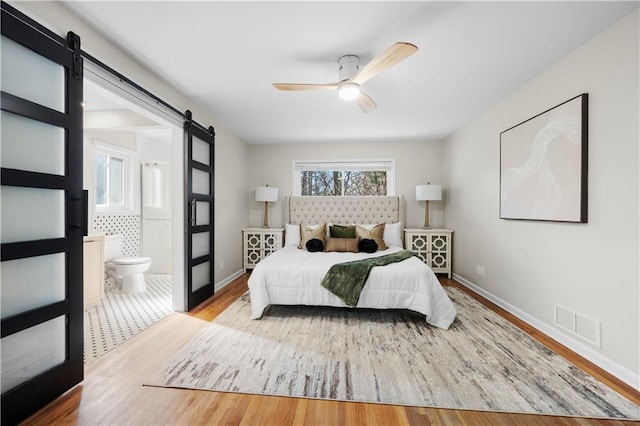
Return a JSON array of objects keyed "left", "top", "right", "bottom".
[{"left": 23, "top": 274, "right": 639, "bottom": 425}]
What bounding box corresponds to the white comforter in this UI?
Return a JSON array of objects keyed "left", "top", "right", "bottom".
[{"left": 248, "top": 246, "right": 457, "bottom": 329}]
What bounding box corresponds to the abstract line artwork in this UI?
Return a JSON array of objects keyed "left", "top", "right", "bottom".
[{"left": 500, "top": 94, "right": 588, "bottom": 222}]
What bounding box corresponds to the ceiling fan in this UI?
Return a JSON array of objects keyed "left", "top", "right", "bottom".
[{"left": 273, "top": 42, "right": 418, "bottom": 113}]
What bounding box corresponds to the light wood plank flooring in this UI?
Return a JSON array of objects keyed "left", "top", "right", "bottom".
[{"left": 23, "top": 274, "right": 639, "bottom": 425}]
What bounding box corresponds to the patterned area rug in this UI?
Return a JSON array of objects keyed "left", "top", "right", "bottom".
[
  {"left": 84, "top": 275, "right": 172, "bottom": 362},
  {"left": 146, "top": 287, "right": 639, "bottom": 419}
]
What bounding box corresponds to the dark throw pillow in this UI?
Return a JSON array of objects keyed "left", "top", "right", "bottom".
[
  {"left": 330, "top": 224, "right": 356, "bottom": 238},
  {"left": 358, "top": 238, "right": 378, "bottom": 253},
  {"left": 305, "top": 238, "right": 325, "bottom": 252}
]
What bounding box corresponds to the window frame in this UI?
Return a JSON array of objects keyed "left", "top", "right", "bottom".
[
  {"left": 94, "top": 140, "right": 135, "bottom": 214},
  {"left": 292, "top": 158, "right": 396, "bottom": 196}
]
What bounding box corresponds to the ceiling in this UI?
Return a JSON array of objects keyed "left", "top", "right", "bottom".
[
  {"left": 63, "top": 1, "right": 637, "bottom": 145},
  {"left": 83, "top": 77, "right": 173, "bottom": 145}
]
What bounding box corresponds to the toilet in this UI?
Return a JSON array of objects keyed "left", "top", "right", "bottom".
[{"left": 104, "top": 234, "right": 152, "bottom": 294}]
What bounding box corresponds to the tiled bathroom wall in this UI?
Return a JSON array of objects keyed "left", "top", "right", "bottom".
[{"left": 93, "top": 215, "right": 141, "bottom": 257}]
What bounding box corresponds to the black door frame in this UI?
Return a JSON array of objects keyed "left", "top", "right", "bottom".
[
  {"left": 80, "top": 38, "right": 216, "bottom": 313},
  {"left": 1, "top": 2, "right": 84, "bottom": 424},
  {"left": 0, "top": 8, "right": 217, "bottom": 420},
  {"left": 184, "top": 110, "right": 215, "bottom": 310}
]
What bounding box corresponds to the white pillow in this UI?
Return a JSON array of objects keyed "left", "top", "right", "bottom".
[
  {"left": 384, "top": 222, "right": 403, "bottom": 247},
  {"left": 357, "top": 223, "right": 376, "bottom": 231},
  {"left": 284, "top": 223, "right": 300, "bottom": 247}
]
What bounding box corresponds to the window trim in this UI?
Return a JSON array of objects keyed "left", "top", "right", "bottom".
[
  {"left": 94, "top": 140, "right": 135, "bottom": 214},
  {"left": 292, "top": 158, "right": 396, "bottom": 196}
]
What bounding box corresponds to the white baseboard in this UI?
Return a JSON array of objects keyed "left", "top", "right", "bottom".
[
  {"left": 452, "top": 273, "right": 639, "bottom": 390},
  {"left": 215, "top": 269, "right": 244, "bottom": 292}
]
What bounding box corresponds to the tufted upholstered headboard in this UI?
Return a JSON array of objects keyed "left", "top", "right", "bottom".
[{"left": 284, "top": 196, "right": 404, "bottom": 227}]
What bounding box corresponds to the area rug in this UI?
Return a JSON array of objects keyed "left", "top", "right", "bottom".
[{"left": 145, "top": 287, "right": 639, "bottom": 419}]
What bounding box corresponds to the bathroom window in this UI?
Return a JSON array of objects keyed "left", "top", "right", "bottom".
[{"left": 95, "top": 141, "right": 134, "bottom": 213}]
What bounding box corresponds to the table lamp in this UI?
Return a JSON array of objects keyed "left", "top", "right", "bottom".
[
  {"left": 416, "top": 183, "right": 442, "bottom": 228},
  {"left": 256, "top": 185, "right": 279, "bottom": 227}
]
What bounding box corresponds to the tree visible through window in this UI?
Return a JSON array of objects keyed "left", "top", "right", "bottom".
[
  {"left": 294, "top": 160, "right": 395, "bottom": 196},
  {"left": 300, "top": 170, "right": 387, "bottom": 196}
]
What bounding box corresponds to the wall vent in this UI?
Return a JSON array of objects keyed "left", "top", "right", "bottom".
[{"left": 554, "top": 304, "right": 601, "bottom": 348}]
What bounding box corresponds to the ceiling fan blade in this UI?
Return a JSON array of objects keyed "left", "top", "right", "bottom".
[
  {"left": 356, "top": 92, "right": 377, "bottom": 113},
  {"left": 273, "top": 82, "right": 339, "bottom": 91},
  {"left": 351, "top": 42, "right": 418, "bottom": 85}
]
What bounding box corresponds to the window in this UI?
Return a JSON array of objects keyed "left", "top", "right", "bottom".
[
  {"left": 293, "top": 159, "right": 395, "bottom": 196},
  {"left": 95, "top": 141, "right": 133, "bottom": 212}
]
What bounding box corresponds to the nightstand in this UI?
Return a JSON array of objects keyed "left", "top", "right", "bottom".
[
  {"left": 404, "top": 228, "right": 453, "bottom": 278},
  {"left": 242, "top": 227, "right": 284, "bottom": 271}
]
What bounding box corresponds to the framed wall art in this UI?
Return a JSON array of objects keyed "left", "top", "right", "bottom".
[{"left": 500, "top": 93, "right": 588, "bottom": 223}]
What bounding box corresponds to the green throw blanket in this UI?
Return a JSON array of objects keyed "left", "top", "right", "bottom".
[{"left": 321, "top": 250, "right": 416, "bottom": 307}]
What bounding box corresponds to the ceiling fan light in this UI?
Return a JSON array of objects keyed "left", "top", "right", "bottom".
[{"left": 338, "top": 83, "right": 360, "bottom": 101}]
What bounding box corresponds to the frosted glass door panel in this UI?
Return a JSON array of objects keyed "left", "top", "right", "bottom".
[
  {"left": 0, "top": 36, "right": 64, "bottom": 112},
  {"left": 1, "top": 111, "right": 65, "bottom": 175},
  {"left": 192, "top": 261, "right": 210, "bottom": 291},
  {"left": 192, "top": 232, "right": 210, "bottom": 259},
  {"left": 1, "top": 253, "right": 66, "bottom": 319},
  {"left": 195, "top": 201, "right": 210, "bottom": 226},
  {"left": 0, "top": 187, "right": 64, "bottom": 243},
  {"left": 192, "top": 136, "right": 210, "bottom": 165},
  {"left": 1, "top": 316, "right": 66, "bottom": 394},
  {"left": 185, "top": 120, "right": 214, "bottom": 309},
  {"left": 192, "top": 169, "right": 210, "bottom": 195}
]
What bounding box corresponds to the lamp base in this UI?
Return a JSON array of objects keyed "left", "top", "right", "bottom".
[
  {"left": 262, "top": 201, "right": 269, "bottom": 228},
  {"left": 423, "top": 200, "right": 431, "bottom": 228}
]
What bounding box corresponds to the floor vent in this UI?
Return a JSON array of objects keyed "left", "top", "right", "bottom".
[{"left": 554, "top": 304, "right": 601, "bottom": 348}]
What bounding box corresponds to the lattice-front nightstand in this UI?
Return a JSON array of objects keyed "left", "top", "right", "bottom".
[
  {"left": 404, "top": 228, "right": 453, "bottom": 278},
  {"left": 242, "top": 227, "right": 284, "bottom": 271}
]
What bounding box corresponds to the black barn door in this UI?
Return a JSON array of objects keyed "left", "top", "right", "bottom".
[
  {"left": 184, "top": 111, "right": 215, "bottom": 310},
  {"left": 1, "top": 2, "right": 84, "bottom": 424}
]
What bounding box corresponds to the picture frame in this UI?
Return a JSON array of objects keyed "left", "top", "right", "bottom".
[{"left": 500, "top": 93, "right": 588, "bottom": 223}]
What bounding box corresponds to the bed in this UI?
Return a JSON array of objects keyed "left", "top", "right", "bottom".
[{"left": 247, "top": 196, "right": 457, "bottom": 329}]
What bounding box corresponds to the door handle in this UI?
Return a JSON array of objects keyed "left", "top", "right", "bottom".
[
  {"left": 190, "top": 199, "right": 196, "bottom": 226},
  {"left": 81, "top": 190, "right": 88, "bottom": 236},
  {"left": 70, "top": 190, "right": 88, "bottom": 235}
]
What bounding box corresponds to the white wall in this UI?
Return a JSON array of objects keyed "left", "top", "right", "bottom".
[
  {"left": 137, "top": 134, "right": 172, "bottom": 163},
  {"left": 214, "top": 124, "right": 249, "bottom": 284},
  {"left": 14, "top": 1, "right": 250, "bottom": 291},
  {"left": 247, "top": 139, "right": 445, "bottom": 229},
  {"left": 443, "top": 10, "right": 639, "bottom": 385}
]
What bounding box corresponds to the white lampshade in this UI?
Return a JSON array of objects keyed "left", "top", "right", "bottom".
[
  {"left": 416, "top": 184, "right": 442, "bottom": 201},
  {"left": 256, "top": 186, "right": 279, "bottom": 203}
]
